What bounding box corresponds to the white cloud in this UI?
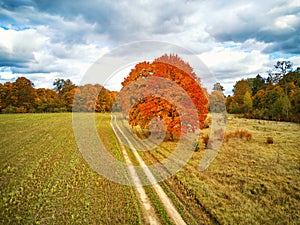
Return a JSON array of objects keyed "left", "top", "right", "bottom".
[
  {"left": 0, "top": 27, "right": 48, "bottom": 62},
  {"left": 274, "top": 15, "right": 299, "bottom": 30},
  {"left": 268, "top": 0, "right": 300, "bottom": 14},
  {"left": 0, "top": 24, "right": 109, "bottom": 88},
  {"left": 198, "top": 44, "right": 272, "bottom": 95},
  {"left": 0, "top": 67, "right": 17, "bottom": 80}
]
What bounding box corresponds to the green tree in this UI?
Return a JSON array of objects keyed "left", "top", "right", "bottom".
[
  {"left": 253, "top": 89, "right": 265, "bottom": 109},
  {"left": 278, "top": 70, "right": 300, "bottom": 95},
  {"left": 53, "top": 78, "right": 77, "bottom": 111},
  {"left": 247, "top": 74, "right": 266, "bottom": 95},
  {"left": 264, "top": 86, "right": 285, "bottom": 108},
  {"left": 232, "top": 79, "right": 252, "bottom": 113},
  {"left": 271, "top": 95, "right": 291, "bottom": 120},
  {"left": 289, "top": 87, "right": 300, "bottom": 122},
  {"left": 225, "top": 95, "right": 233, "bottom": 113},
  {"left": 243, "top": 91, "right": 253, "bottom": 112}
]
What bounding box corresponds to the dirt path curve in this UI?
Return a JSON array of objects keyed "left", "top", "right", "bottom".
[{"left": 111, "top": 115, "right": 186, "bottom": 225}]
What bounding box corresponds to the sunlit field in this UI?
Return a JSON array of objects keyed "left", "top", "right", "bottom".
[
  {"left": 137, "top": 114, "right": 300, "bottom": 224},
  {"left": 0, "top": 113, "right": 143, "bottom": 224},
  {"left": 1, "top": 113, "right": 299, "bottom": 224}
]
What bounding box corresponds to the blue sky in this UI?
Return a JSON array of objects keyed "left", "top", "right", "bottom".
[{"left": 0, "top": 0, "right": 299, "bottom": 95}]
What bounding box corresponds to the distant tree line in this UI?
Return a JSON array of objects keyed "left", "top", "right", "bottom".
[
  {"left": 1, "top": 65, "right": 299, "bottom": 124},
  {"left": 0, "top": 77, "right": 117, "bottom": 113},
  {"left": 226, "top": 67, "right": 300, "bottom": 122}
]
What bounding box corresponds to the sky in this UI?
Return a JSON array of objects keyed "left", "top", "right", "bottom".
[{"left": 0, "top": 0, "right": 300, "bottom": 95}]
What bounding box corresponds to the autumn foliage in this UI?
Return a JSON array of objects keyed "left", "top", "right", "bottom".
[
  {"left": 0, "top": 77, "right": 116, "bottom": 113},
  {"left": 226, "top": 69, "right": 300, "bottom": 122},
  {"left": 118, "top": 54, "right": 208, "bottom": 141}
]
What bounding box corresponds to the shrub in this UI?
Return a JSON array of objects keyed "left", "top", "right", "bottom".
[
  {"left": 224, "top": 129, "right": 253, "bottom": 142},
  {"left": 3, "top": 105, "right": 17, "bottom": 113},
  {"left": 16, "top": 106, "right": 27, "bottom": 113}
]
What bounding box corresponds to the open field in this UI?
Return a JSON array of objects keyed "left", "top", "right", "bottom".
[
  {"left": 0, "top": 113, "right": 143, "bottom": 224},
  {"left": 115, "top": 113, "right": 300, "bottom": 224},
  {"left": 1, "top": 113, "right": 300, "bottom": 224}
]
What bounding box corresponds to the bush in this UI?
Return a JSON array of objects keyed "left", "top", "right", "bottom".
[
  {"left": 16, "top": 106, "right": 27, "bottom": 113},
  {"left": 224, "top": 129, "right": 253, "bottom": 142},
  {"left": 2, "top": 105, "right": 17, "bottom": 113}
]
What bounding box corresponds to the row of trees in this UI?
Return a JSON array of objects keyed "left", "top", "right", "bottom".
[
  {"left": 1, "top": 60, "right": 299, "bottom": 125},
  {"left": 0, "top": 77, "right": 117, "bottom": 113},
  {"left": 226, "top": 67, "right": 300, "bottom": 122}
]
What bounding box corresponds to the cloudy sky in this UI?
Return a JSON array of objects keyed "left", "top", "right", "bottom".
[{"left": 0, "top": 0, "right": 299, "bottom": 95}]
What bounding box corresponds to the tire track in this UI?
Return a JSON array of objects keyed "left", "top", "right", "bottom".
[
  {"left": 133, "top": 133, "right": 221, "bottom": 225},
  {"left": 110, "top": 116, "right": 160, "bottom": 225},
  {"left": 115, "top": 115, "right": 220, "bottom": 224},
  {"left": 111, "top": 115, "right": 186, "bottom": 225}
]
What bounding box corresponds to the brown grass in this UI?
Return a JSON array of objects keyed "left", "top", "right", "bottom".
[
  {"left": 225, "top": 129, "right": 253, "bottom": 142},
  {"left": 138, "top": 114, "right": 300, "bottom": 224}
]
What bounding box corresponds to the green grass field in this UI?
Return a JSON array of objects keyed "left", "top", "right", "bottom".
[
  {"left": 0, "top": 113, "right": 144, "bottom": 224},
  {"left": 1, "top": 113, "right": 299, "bottom": 224}
]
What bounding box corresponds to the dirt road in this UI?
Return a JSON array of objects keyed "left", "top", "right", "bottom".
[{"left": 111, "top": 115, "right": 186, "bottom": 225}]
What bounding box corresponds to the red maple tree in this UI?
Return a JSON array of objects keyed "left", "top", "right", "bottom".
[{"left": 119, "top": 54, "right": 208, "bottom": 141}]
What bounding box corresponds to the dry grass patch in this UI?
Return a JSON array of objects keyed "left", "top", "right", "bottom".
[{"left": 144, "top": 114, "right": 299, "bottom": 224}]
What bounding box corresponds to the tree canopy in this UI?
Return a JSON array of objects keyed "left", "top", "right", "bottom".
[
  {"left": 0, "top": 77, "right": 115, "bottom": 113},
  {"left": 227, "top": 69, "right": 300, "bottom": 122},
  {"left": 118, "top": 54, "right": 208, "bottom": 141}
]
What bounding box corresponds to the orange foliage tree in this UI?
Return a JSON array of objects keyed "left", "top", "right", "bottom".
[
  {"left": 73, "top": 84, "right": 116, "bottom": 112},
  {"left": 119, "top": 54, "right": 208, "bottom": 141},
  {"left": 0, "top": 77, "right": 116, "bottom": 113},
  {"left": 0, "top": 77, "right": 37, "bottom": 113}
]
